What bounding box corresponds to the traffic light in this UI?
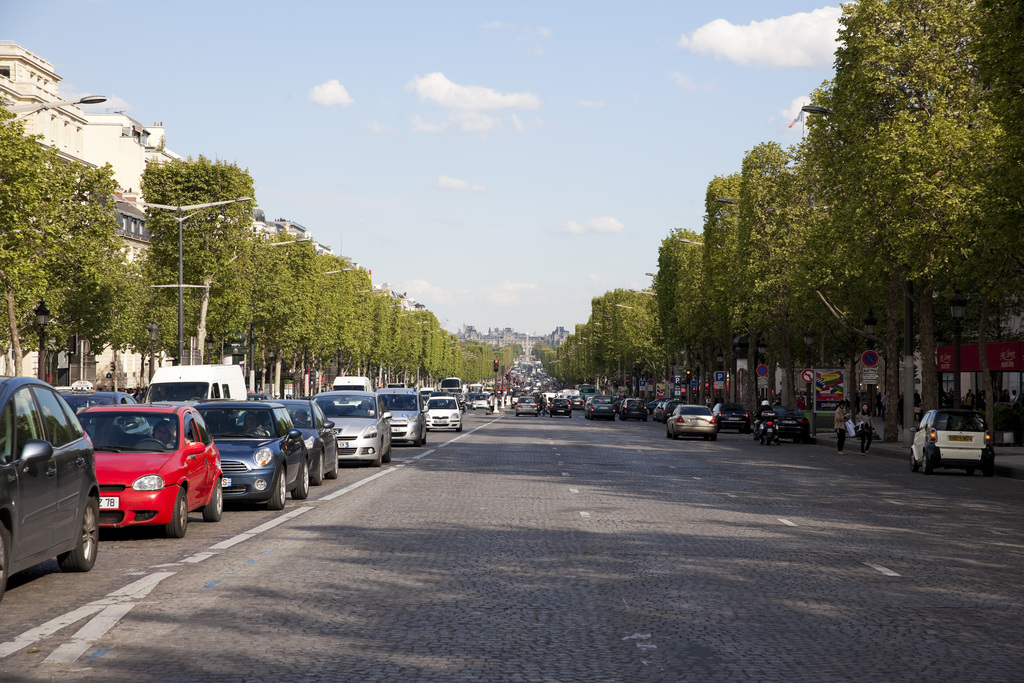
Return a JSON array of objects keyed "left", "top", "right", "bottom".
[{"left": 493, "top": 359, "right": 499, "bottom": 372}]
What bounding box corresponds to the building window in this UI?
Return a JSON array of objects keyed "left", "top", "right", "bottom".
[{"left": 0, "top": 66, "right": 10, "bottom": 79}]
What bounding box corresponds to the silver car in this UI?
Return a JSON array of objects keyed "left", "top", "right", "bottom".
[
  {"left": 666, "top": 405, "right": 718, "bottom": 441},
  {"left": 313, "top": 391, "right": 392, "bottom": 467},
  {"left": 377, "top": 388, "right": 427, "bottom": 447}
]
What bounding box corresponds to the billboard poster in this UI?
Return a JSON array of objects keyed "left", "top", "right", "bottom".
[
  {"left": 656, "top": 383, "right": 668, "bottom": 399},
  {"left": 815, "top": 369, "right": 844, "bottom": 411}
]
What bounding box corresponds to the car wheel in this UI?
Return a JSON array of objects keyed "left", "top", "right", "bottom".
[
  {"left": 666, "top": 428, "right": 672, "bottom": 439},
  {"left": 965, "top": 467, "right": 975, "bottom": 476},
  {"left": 923, "top": 455, "right": 934, "bottom": 475},
  {"left": 456, "top": 423, "right": 464, "bottom": 432},
  {"left": 643, "top": 417, "right": 647, "bottom": 422},
  {"left": 325, "top": 449, "right": 339, "bottom": 479},
  {"left": 202, "top": 480, "right": 223, "bottom": 522},
  {"left": 711, "top": 434, "right": 718, "bottom": 442},
  {"left": 382, "top": 442, "right": 392, "bottom": 464},
  {"left": 910, "top": 452, "right": 920, "bottom": 472},
  {"left": 267, "top": 466, "right": 287, "bottom": 510},
  {"left": 672, "top": 430, "right": 680, "bottom": 440},
  {"left": 983, "top": 461, "right": 995, "bottom": 477},
  {"left": 57, "top": 496, "right": 99, "bottom": 572},
  {"left": 369, "top": 446, "right": 382, "bottom": 468},
  {"left": 164, "top": 486, "right": 189, "bottom": 539},
  {"left": 0, "top": 523, "right": 10, "bottom": 603},
  {"left": 310, "top": 449, "right": 324, "bottom": 486},
  {"left": 292, "top": 457, "right": 311, "bottom": 500}
]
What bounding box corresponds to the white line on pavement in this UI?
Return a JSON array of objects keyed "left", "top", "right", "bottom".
[
  {"left": 778, "top": 518, "right": 797, "bottom": 527},
  {"left": 863, "top": 562, "right": 900, "bottom": 576},
  {"left": 210, "top": 506, "right": 313, "bottom": 548},
  {"left": 579, "top": 511, "right": 591, "bottom": 517}
]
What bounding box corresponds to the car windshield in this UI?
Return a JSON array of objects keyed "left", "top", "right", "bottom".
[
  {"left": 381, "top": 394, "right": 419, "bottom": 411},
  {"left": 314, "top": 395, "right": 378, "bottom": 419},
  {"left": 428, "top": 398, "right": 458, "bottom": 410},
  {"left": 79, "top": 412, "right": 179, "bottom": 452},
  {"left": 934, "top": 412, "right": 986, "bottom": 432},
  {"left": 148, "top": 382, "right": 209, "bottom": 402},
  {"left": 196, "top": 408, "right": 279, "bottom": 438},
  {"left": 62, "top": 393, "right": 111, "bottom": 414},
  {"left": 285, "top": 405, "right": 313, "bottom": 428}
]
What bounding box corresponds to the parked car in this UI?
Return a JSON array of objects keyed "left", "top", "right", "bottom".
[
  {"left": 653, "top": 400, "right": 681, "bottom": 423},
  {"left": 424, "top": 396, "right": 463, "bottom": 431},
  {"left": 313, "top": 391, "right": 393, "bottom": 466},
  {"left": 0, "top": 377, "right": 100, "bottom": 602},
  {"left": 775, "top": 407, "right": 811, "bottom": 443},
  {"left": 549, "top": 397, "right": 572, "bottom": 417},
  {"left": 278, "top": 399, "right": 340, "bottom": 484},
  {"left": 61, "top": 389, "right": 137, "bottom": 414},
  {"left": 377, "top": 388, "right": 427, "bottom": 447},
  {"left": 646, "top": 399, "right": 662, "bottom": 414},
  {"left": 196, "top": 402, "right": 310, "bottom": 508},
  {"left": 516, "top": 396, "right": 540, "bottom": 417},
  {"left": 911, "top": 409, "right": 995, "bottom": 476},
  {"left": 586, "top": 395, "right": 616, "bottom": 421},
  {"left": 712, "top": 402, "right": 751, "bottom": 433},
  {"left": 79, "top": 404, "right": 223, "bottom": 538},
  {"left": 618, "top": 398, "right": 648, "bottom": 421},
  {"left": 666, "top": 405, "right": 718, "bottom": 440}
]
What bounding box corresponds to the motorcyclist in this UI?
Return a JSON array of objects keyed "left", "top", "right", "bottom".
[{"left": 753, "top": 399, "right": 776, "bottom": 440}]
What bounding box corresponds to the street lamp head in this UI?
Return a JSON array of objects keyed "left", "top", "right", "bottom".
[
  {"left": 804, "top": 330, "right": 814, "bottom": 347},
  {"left": 35, "top": 299, "right": 50, "bottom": 327},
  {"left": 76, "top": 95, "right": 108, "bottom": 106},
  {"left": 757, "top": 340, "right": 768, "bottom": 356},
  {"left": 148, "top": 321, "right": 160, "bottom": 342},
  {"left": 950, "top": 293, "right": 966, "bottom": 320},
  {"left": 715, "top": 197, "right": 739, "bottom": 205},
  {"left": 864, "top": 309, "right": 878, "bottom": 335},
  {"left": 801, "top": 104, "right": 834, "bottom": 116}
]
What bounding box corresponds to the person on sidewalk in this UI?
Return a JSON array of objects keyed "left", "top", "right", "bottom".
[
  {"left": 834, "top": 402, "right": 848, "bottom": 455},
  {"left": 856, "top": 402, "right": 873, "bottom": 454}
]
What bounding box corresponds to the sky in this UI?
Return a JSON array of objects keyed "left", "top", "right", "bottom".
[{"left": 7, "top": 1, "right": 841, "bottom": 337}]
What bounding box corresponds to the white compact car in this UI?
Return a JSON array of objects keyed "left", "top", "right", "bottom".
[{"left": 425, "top": 396, "right": 462, "bottom": 432}]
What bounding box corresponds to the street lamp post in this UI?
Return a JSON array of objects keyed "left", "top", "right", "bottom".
[
  {"left": 863, "top": 310, "right": 878, "bottom": 417},
  {"left": 950, "top": 294, "right": 966, "bottom": 409},
  {"left": 35, "top": 300, "right": 49, "bottom": 382},
  {"left": 136, "top": 197, "right": 252, "bottom": 366},
  {"left": 148, "top": 321, "right": 159, "bottom": 382},
  {"left": 757, "top": 339, "right": 768, "bottom": 402},
  {"left": 804, "top": 330, "right": 815, "bottom": 435}
]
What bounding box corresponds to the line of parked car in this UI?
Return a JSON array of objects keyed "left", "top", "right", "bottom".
[{"left": 0, "top": 375, "right": 471, "bottom": 603}]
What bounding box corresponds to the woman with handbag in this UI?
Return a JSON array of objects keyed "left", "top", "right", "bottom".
[
  {"left": 834, "top": 401, "right": 848, "bottom": 455},
  {"left": 856, "top": 402, "right": 873, "bottom": 454}
]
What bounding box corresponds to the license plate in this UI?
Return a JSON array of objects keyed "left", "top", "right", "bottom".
[
  {"left": 99, "top": 496, "right": 119, "bottom": 509},
  {"left": 391, "top": 429, "right": 402, "bottom": 434},
  {"left": 948, "top": 435, "right": 973, "bottom": 442},
  {"left": 338, "top": 441, "right": 349, "bottom": 449},
  {"left": 221, "top": 477, "right": 231, "bottom": 488}
]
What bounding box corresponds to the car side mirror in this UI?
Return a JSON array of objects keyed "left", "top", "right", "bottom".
[
  {"left": 287, "top": 428, "right": 302, "bottom": 439},
  {"left": 21, "top": 439, "right": 54, "bottom": 463},
  {"left": 382, "top": 412, "right": 393, "bottom": 420},
  {"left": 185, "top": 441, "right": 206, "bottom": 457},
  {"left": 909, "top": 427, "right": 918, "bottom": 433},
  {"left": 323, "top": 420, "right": 334, "bottom": 429}
]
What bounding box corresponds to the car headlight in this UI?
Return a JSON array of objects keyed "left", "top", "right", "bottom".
[
  {"left": 132, "top": 474, "right": 164, "bottom": 491},
  {"left": 304, "top": 436, "right": 315, "bottom": 449},
  {"left": 254, "top": 447, "right": 275, "bottom": 467},
  {"left": 451, "top": 413, "right": 460, "bottom": 420},
  {"left": 362, "top": 424, "right": 378, "bottom": 439}
]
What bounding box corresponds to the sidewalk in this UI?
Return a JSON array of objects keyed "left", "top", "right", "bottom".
[{"left": 808, "top": 416, "right": 1024, "bottom": 480}]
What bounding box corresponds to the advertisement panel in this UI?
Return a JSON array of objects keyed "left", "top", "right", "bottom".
[
  {"left": 656, "top": 383, "right": 668, "bottom": 399},
  {"left": 815, "top": 369, "right": 844, "bottom": 411}
]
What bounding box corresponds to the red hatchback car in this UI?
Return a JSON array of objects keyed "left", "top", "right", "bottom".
[{"left": 79, "top": 404, "right": 223, "bottom": 538}]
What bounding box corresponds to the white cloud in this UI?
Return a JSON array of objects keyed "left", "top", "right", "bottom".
[
  {"left": 575, "top": 99, "right": 606, "bottom": 108},
  {"left": 406, "top": 72, "right": 539, "bottom": 111},
  {"left": 368, "top": 121, "right": 392, "bottom": 133},
  {"left": 677, "top": 6, "right": 842, "bottom": 68},
  {"left": 668, "top": 72, "right": 714, "bottom": 91},
  {"left": 552, "top": 216, "right": 626, "bottom": 235},
  {"left": 309, "top": 79, "right": 354, "bottom": 107},
  {"left": 438, "top": 176, "right": 487, "bottom": 193},
  {"left": 783, "top": 95, "right": 812, "bottom": 129},
  {"left": 487, "top": 281, "right": 542, "bottom": 306}
]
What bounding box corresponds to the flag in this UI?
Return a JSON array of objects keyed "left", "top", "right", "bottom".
[{"left": 789, "top": 109, "right": 805, "bottom": 128}]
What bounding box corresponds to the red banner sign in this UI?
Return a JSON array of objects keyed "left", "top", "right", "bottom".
[{"left": 936, "top": 341, "right": 1022, "bottom": 372}]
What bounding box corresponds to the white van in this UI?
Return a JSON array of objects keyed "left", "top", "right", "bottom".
[
  {"left": 332, "top": 376, "right": 373, "bottom": 392},
  {"left": 145, "top": 364, "right": 247, "bottom": 402}
]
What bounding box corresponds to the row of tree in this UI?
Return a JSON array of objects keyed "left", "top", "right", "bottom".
[
  {"left": 543, "top": 0, "right": 1024, "bottom": 440},
  {"left": 0, "top": 110, "right": 505, "bottom": 388}
]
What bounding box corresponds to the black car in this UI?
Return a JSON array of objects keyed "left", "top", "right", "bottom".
[
  {"left": 196, "top": 402, "right": 309, "bottom": 509},
  {"left": 278, "top": 399, "right": 339, "bottom": 485},
  {"left": 61, "top": 390, "right": 137, "bottom": 414},
  {"left": 774, "top": 407, "right": 812, "bottom": 443},
  {"left": 712, "top": 402, "right": 751, "bottom": 433},
  {"left": 549, "top": 397, "right": 572, "bottom": 417},
  {"left": 653, "top": 400, "right": 681, "bottom": 423},
  {"left": 586, "top": 395, "right": 616, "bottom": 421},
  {"left": 0, "top": 377, "right": 100, "bottom": 602},
  {"left": 619, "top": 398, "right": 648, "bottom": 421},
  {"left": 570, "top": 396, "right": 584, "bottom": 410}
]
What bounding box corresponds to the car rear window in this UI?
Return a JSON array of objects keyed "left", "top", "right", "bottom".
[{"left": 934, "top": 412, "right": 986, "bottom": 432}]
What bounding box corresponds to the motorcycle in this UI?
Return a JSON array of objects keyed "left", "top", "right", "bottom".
[{"left": 757, "top": 409, "right": 780, "bottom": 445}]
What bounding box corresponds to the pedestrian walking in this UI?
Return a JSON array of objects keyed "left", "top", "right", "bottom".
[
  {"left": 834, "top": 401, "right": 848, "bottom": 455},
  {"left": 856, "top": 402, "right": 873, "bottom": 454}
]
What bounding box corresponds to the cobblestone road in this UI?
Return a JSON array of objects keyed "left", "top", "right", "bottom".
[{"left": 3, "top": 411, "right": 1024, "bottom": 681}]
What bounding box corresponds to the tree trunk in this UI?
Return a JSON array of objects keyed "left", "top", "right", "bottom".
[
  {"left": 197, "top": 278, "right": 212, "bottom": 364},
  {"left": 6, "top": 288, "right": 23, "bottom": 377},
  {"left": 917, "top": 277, "right": 939, "bottom": 413},
  {"left": 883, "top": 266, "right": 901, "bottom": 442}
]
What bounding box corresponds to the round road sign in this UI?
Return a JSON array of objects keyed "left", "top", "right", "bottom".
[
  {"left": 861, "top": 350, "right": 879, "bottom": 367},
  {"left": 801, "top": 369, "right": 814, "bottom": 383},
  {"left": 756, "top": 364, "right": 769, "bottom": 377}
]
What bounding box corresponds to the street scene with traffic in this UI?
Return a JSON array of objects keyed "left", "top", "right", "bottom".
[{"left": 5, "top": 0, "right": 1024, "bottom": 680}]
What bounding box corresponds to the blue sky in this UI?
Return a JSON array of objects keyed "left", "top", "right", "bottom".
[{"left": 7, "top": 1, "right": 840, "bottom": 336}]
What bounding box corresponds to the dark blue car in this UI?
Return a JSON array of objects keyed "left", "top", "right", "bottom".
[
  {"left": 196, "top": 402, "right": 309, "bottom": 510},
  {"left": 277, "top": 399, "right": 339, "bottom": 485}
]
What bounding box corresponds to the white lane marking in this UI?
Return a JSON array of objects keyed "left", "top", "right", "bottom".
[
  {"left": 0, "top": 573, "right": 175, "bottom": 662},
  {"left": 569, "top": 489, "right": 579, "bottom": 493},
  {"left": 182, "top": 552, "right": 217, "bottom": 563},
  {"left": 725, "top": 493, "right": 738, "bottom": 498},
  {"left": 622, "top": 633, "right": 651, "bottom": 641},
  {"left": 561, "top": 472, "right": 570, "bottom": 477},
  {"left": 209, "top": 506, "right": 313, "bottom": 549},
  {"left": 436, "top": 419, "right": 501, "bottom": 448},
  {"left": 778, "top": 518, "right": 797, "bottom": 527},
  {"left": 864, "top": 562, "right": 900, "bottom": 577},
  {"left": 320, "top": 467, "right": 401, "bottom": 501},
  {"left": 44, "top": 603, "right": 135, "bottom": 663},
  {"left": 411, "top": 449, "right": 435, "bottom": 460},
  {"left": 579, "top": 511, "right": 591, "bottom": 518}
]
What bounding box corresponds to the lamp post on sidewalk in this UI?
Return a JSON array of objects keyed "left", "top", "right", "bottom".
[
  {"left": 950, "top": 294, "right": 966, "bottom": 409},
  {"left": 148, "top": 321, "right": 159, "bottom": 382},
  {"left": 35, "top": 299, "right": 50, "bottom": 382}
]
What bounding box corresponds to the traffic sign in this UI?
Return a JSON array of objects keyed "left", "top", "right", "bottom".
[
  {"left": 714, "top": 371, "right": 725, "bottom": 382},
  {"left": 690, "top": 379, "right": 698, "bottom": 388},
  {"left": 801, "top": 369, "right": 814, "bottom": 383},
  {"left": 863, "top": 368, "right": 879, "bottom": 384},
  {"left": 861, "top": 350, "right": 879, "bottom": 367},
  {"left": 756, "top": 364, "right": 769, "bottom": 377}
]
